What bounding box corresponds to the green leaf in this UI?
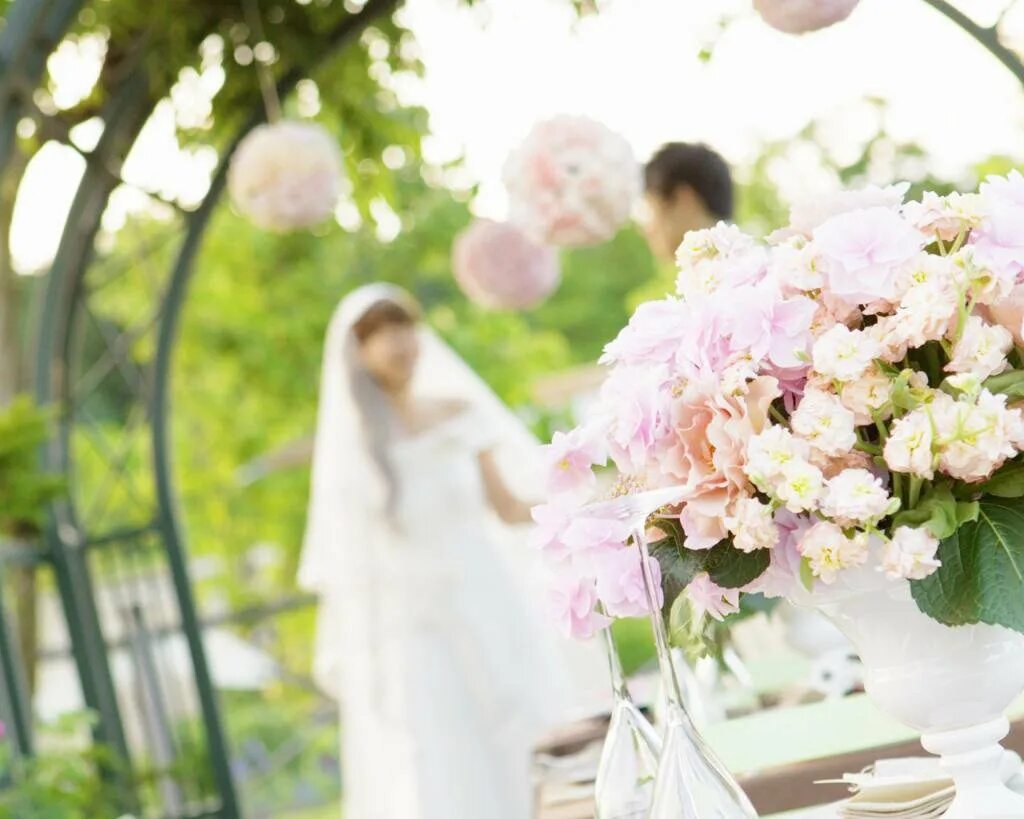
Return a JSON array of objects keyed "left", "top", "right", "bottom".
[
  {"left": 983, "top": 369, "right": 1024, "bottom": 398},
  {"left": 891, "top": 369, "right": 928, "bottom": 411},
  {"left": 976, "top": 458, "right": 1024, "bottom": 499},
  {"left": 649, "top": 538, "right": 703, "bottom": 610},
  {"left": 892, "top": 484, "right": 976, "bottom": 539},
  {"left": 702, "top": 541, "right": 771, "bottom": 589},
  {"left": 911, "top": 497, "right": 1024, "bottom": 632},
  {"left": 799, "top": 557, "right": 816, "bottom": 592}
]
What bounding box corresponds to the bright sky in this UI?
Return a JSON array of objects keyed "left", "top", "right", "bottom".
[{"left": 11, "top": 0, "right": 1024, "bottom": 273}]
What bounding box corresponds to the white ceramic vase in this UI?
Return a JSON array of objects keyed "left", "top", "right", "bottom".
[{"left": 789, "top": 564, "right": 1024, "bottom": 818}]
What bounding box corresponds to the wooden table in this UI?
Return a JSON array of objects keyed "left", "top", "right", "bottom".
[{"left": 534, "top": 706, "right": 1024, "bottom": 818}]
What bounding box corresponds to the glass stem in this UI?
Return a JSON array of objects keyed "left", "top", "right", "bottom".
[
  {"left": 634, "top": 525, "right": 686, "bottom": 712},
  {"left": 597, "top": 602, "right": 630, "bottom": 702}
]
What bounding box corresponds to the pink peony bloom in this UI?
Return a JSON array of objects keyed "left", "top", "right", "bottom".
[
  {"left": 452, "top": 219, "right": 561, "bottom": 310},
  {"left": 540, "top": 428, "right": 606, "bottom": 502},
  {"left": 560, "top": 505, "right": 634, "bottom": 568},
  {"left": 594, "top": 547, "right": 662, "bottom": 618},
  {"left": 687, "top": 573, "right": 740, "bottom": 621},
  {"left": 504, "top": 115, "right": 640, "bottom": 248},
  {"left": 754, "top": 0, "right": 860, "bottom": 34},
  {"left": 548, "top": 572, "right": 612, "bottom": 640},
  {"left": 659, "top": 377, "right": 780, "bottom": 545},
  {"left": 814, "top": 207, "right": 925, "bottom": 304}
]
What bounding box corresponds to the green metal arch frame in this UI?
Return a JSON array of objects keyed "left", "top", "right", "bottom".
[{"left": 14, "top": 0, "right": 399, "bottom": 815}]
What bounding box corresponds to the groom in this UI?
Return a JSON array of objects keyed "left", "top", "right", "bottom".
[{"left": 641, "top": 142, "right": 735, "bottom": 263}]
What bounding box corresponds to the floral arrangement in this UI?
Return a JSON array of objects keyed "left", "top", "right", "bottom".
[
  {"left": 228, "top": 121, "right": 342, "bottom": 233},
  {"left": 452, "top": 218, "right": 561, "bottom": 309},
  {"left": 534, "top": 173, "right": 1024, "bottom": 641},
  {"left": 753, "top": 0, "right": 860, "bottom": 34},
  {"left": 503, "top": 115, "right": 640, "bottom": 248}
]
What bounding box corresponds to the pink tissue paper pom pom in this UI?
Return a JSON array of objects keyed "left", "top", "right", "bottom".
[
  {"left": 754, "top": 0, "right": 860, "bottom": 34},
  {"left": 228, "top": 121, "right": 342, "bottom": 232},
  {"left": 503, "top": 115, "right": 640, "bottom": 248},
  {"left": 452, "top": 219, "right": 561, "bottom": 310}
]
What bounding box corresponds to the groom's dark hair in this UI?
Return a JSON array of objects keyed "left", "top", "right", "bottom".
[{"left": 644, "top": 142, "right": 734, "bottom": 220}]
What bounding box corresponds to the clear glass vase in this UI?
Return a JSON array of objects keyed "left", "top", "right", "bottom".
[
  {"left": 586, "top": 488, "right": 758, "bottom": 819},
  {"left": 593, "top": 613, "right": 661, "bottom": 819}
]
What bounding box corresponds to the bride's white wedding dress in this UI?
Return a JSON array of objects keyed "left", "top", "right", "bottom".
[
  {"left": 301, "top": 285, "right": 603, "bottom": 819},
  {"left": 339, "top": 408, "right": 562, "bottom": 819}
]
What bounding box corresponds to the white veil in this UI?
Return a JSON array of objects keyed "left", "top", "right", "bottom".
[{"left": 298, "top": 283, "right": 605, "bottom": 716}]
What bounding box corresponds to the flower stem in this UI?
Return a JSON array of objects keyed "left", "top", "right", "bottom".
[{"left": 909, "top": 476, "right": 922, "bottom": 510}]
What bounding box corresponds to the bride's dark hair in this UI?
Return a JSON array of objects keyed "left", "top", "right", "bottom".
[{"left": 347, "top": 296, "right": 421, "bottom": 522}]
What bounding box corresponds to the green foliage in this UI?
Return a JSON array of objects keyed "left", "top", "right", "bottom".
[
  {"left": 911, "top": 498, "right": 1024, "bottom": 632},
  {"left": 976, "top": 457, "right": 1024, "bottom": 499},
  {"left": 0, "top": 397, "right": 64, "bottom": 537},
  {"left": 0, "top": 712, "right": 125, "bottom": 819},
  {"left": 893, "top": 483, "right": 979, "bottom": 540}
]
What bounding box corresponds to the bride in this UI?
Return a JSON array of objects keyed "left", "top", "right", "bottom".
[{"left": 299, "top": 283, "right": 596, "bottom": 819}]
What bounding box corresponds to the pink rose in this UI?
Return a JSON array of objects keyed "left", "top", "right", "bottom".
[{"left": 814, "top": 207, "right": 925, "bottom": 304}]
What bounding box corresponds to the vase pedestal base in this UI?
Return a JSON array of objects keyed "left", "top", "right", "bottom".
[{"left": 921, "top": 717, "right": 1024, "bottom": 818}]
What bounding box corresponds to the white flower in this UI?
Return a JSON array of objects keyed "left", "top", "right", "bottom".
[
  {"left": 744, "top": 425, "right": 811, "bottom": 492},
  {"left": 839, "top": 364, "right": 892, "bottom": 424},
  {"left": 775, "top": 458, "right": 825, "bottom": 513},
  {"left": 944, "top": 372, "right": 983, "bottom": 398},
  {"left": 799, "top": 522, "right": 870, "bottom": 584},
  {"left": 933, "top": 390, "right": 1023, "bottom": 482},
  {"left": 821, "top": 468, "right": 893, "bottom": 526},
  {"left": 785, "top": 182, "right": 909, "bottom": 237},
  {"left": 228, "top": 121, "right": 343, "bottom": 232},
  {"left": 812, "top": 324, "right": 882, "bottom": 382},
  {"left": 791, "top": 387, "right": 858, "bottom": 456},
  {"left": 726, "top": 496, "right": 779, "bottom": 553},
  {"left": 895, "top": 276, "right": 960, "bottom": 348},
  {"left": 882, "top": 527, "right": 941, "bottom": 580},
  {"left": 675, "top": 222, "right": 766, "bottom": 300},
  {"left": 884, "top": 407, "right": 936, "bottom": 479},
  {"left": 769, "top": 236, "right": 825, "bottom": 292},
  {"left": 946, "top": 316, "right": 1013, "bottom": 381},
  {"left": 952, "top": 246, "right": 1016, "bottom": 307},
  {"left": 903, "top": 191, "right": 984, "bottom": 243}
]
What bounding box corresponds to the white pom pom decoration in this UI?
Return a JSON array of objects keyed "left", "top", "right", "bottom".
[
  {"left": 228, "top": 121, "right": 343, "bottom": 232},
  {"left": 753, "top": 0, "right": 859, "bottom": 34},
  {"left": 503, "top": 115, "right": 640, "bottom": 248},
  {"left": 453, "top": 219, "right": 561, "bottom": 310}
]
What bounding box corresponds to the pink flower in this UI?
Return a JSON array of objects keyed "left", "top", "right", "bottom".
[
  {"left": 601, "top": 299, "right": 691, "bottom": 367},
  {"left": 985, "top": 283, "right": 1024, "bottom": 346},
  {"left": 970, "top": 204, "right": 1024, "bottom": 283},
  {"left": 743, "top": 509, "right": 812, "bottom": 598},
  {"left": 548, "top": 572, "right": 611, "bottom": 639},
  {"left": 687, "top": 573, "right": 740, "bottom": 621},
  {"left": 766, "top": 293, "right": 818, "bottom": 373},
  {"left": 540, "top": 428, "right": 605, "bottom": 502},
  {"left": 560, "top": 505, "right": 634, "bottom": 568},
  {"left": 594, "top": 547, "right": 662, "bottom": 617},
  {"left": 530, "top": 502, "right": 576, "bottom": 564},
  {"left": 452, "top": 219, "right": 561, "bottom": 310},
  {"left": 882, "top": 527, "right": 941, "bottom": 581},
  {"left": 754, "top": 0, "right": 860, "bottom": 34},
  {"left": 784, "top": 183, "right": 908, "bottom": 237},
  {"left": 504, "top": 115, "right": 640, "bottom": 247},
  {"left": 594, "top": 365, "right": 672, "bottom": 475},
  {"left": 658, "top": 377, "right": 780, "bottom": 544},
  {"left": 814, "top": 207, "right": 925, "bottom": 304}
]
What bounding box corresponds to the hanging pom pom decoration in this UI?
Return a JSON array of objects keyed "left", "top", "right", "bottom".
[
  {"left": 753, "top": 0, "right": 859, "bottom": 34},
  {"left": 228, "top": 121, "right": 343, "bottom": 233},
  {"left": 453, "top": 219, "right": 561, "bottom": 310},
  {"left": 503, "top": 115, "right": 640, "bottom": 248}
]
